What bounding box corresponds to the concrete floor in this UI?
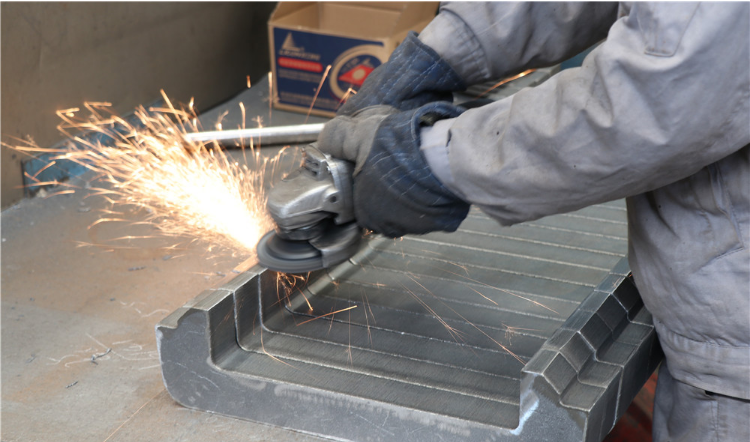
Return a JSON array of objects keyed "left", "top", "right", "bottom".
[{"left": 1, "top": 82, "right": 333, "bottom": 441}]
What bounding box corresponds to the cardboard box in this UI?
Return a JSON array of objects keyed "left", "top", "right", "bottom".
[{"left": 268, "top": 2, "right": 438, "bottom": 117}]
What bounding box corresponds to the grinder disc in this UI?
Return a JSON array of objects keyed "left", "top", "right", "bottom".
[{"left": 256, "top": 231, "right": 325, "bottom": 273}]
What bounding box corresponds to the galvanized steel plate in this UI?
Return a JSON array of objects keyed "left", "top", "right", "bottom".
[{"left": 157, "top": 202, "right": 662, "bottom": 441}]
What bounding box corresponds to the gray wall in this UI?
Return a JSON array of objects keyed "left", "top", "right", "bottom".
[{"left": 1, "top": 2, "right": 277, "bottom": 208}]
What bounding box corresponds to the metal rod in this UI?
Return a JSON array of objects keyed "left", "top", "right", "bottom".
[{"left": 183, "top": 123, "right": 325, "bottom": 146}]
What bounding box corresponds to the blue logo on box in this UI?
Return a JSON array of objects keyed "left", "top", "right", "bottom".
[{"left": 273, "top": 28, "right": 385, "bottom": 112}]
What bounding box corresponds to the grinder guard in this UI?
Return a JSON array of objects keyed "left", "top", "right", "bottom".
[{"left": 258, "top": 145, "right": 363, "bottom": 272}]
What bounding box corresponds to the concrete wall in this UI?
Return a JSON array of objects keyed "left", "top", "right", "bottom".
[{"left": 1, "top": 2, "right": 277, "bottom": 208}]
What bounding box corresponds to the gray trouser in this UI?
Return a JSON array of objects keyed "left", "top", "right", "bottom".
[{"left": 653, "top": 362, "right": 750, "bottom": 442}]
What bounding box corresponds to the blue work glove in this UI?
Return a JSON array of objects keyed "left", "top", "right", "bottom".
[
  {"left": 337, "top": 32, "right": 466, "bottom": 116},
  {"left": 318, "top": 102, "right": 470, "bottom": 238}
]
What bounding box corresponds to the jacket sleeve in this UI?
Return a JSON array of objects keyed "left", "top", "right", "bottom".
[
  {"left": 422, "top": 2, "right": 750, "bottom": 226},
  {"left": 418, "top": 2, "right": 619, "bottom": 85}
]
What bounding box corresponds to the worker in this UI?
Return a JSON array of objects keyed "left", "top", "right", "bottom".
[{"left": 316, "top": 2, "right": 749, "bottom": 441}]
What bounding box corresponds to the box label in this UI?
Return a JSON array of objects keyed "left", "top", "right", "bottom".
[{"left": 273, "top": 28, "right": 385, "bottom": 112}]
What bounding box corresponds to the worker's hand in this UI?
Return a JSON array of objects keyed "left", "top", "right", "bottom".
[
  {"left": 317, "top": 105, "right": 396, "bottom": 175},
  {"left": 318, "top": 102, "right": 470, "bottom": 238},
  {"left": 337, "top": 32, "right": 465, "bottom": 116},
  {"left": 319, "top": 103, "right": 444, "bottom": 179}
]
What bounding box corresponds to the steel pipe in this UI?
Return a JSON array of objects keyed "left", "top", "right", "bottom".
[{"left": 183, "top": 123, "right": 325, "bottom": 146}]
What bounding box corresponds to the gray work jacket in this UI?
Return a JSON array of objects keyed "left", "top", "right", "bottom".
[{"left": 419, "top": 2, "right": 750, "bottom": 399}]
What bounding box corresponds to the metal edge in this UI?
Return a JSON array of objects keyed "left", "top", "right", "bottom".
[
  {"left": 155, "top": 267, "right": 529, "bottom": 441},
  {"left": 156, "top": 257, "right": 663, "bottom": 441},
  {"left": 520, "top": 257, "right": 663, "bottom": 441}
]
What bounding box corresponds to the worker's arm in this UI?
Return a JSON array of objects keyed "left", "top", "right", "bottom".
[
  {"left": 318, "top": 102, "right": 470, "bottom": 238},
  {"left": 422, "top": 2, "right": 750, "bottom": 225},
  {"left": 419, "top": 2, "right": 619, "bottom": 86},
  {"left": 315, "top": 2, "right": 621, "bottom": 237}
]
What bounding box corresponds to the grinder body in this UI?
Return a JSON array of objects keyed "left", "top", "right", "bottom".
[{"left": 257, "top": 145, "right": 363, "bottom": 273}]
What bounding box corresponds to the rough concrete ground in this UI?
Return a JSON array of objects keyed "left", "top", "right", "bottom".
[{"left": 1, "top": 82, "right": 332, "bottom": 441}]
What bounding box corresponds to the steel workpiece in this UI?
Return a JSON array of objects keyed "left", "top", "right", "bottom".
[{"left": 157, "top": 202, "right": 662, "bottom": 441}]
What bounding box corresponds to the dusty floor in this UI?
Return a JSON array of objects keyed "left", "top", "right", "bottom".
[{"left": 1, "top": 83, "right": 332, "bottom": 441}]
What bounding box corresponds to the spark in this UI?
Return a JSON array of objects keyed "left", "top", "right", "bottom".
[
  {"left": 296, "top": 305, "right": 357, "bottom": 326},
  {"left": 215, "top": 109, "right": 229, "bottom": 131},
  {"left": 337, "top": 87, "right": 358, "bottom": 110},
  {"left": 253, "top": 116, "right": 264, "bottom": 148},
  {"left": 3, "top": 90, "right": 277, "bottom": 261},
  {"left": 304, "top": 64, "right": 332, "bottom": 124},
  {"left": 295, "top": 286, "right": 314, "bottom": 312},
  {"left": 267, "top": 71, "right": 273, "bottom": 121},
  {"left": 464, "top": 285, "right": 499, "bottom": 306},
  {"left": 239, "top": 103, "right": 246, "bottom": 131},
  {"left": 275, "top": 273, "right": 308, "bottom": 311},
  {"left": 20, "top": 179, "right": 78, "bottom": 189},
  {"left": 405, "top": 273, "right": 525, "bottom": 364},
  {"left": 347, "top": 308, "right": 353, "bottom": 365},
  {"left": 327, "top": 307, "right": 337, "bottom": 334},
  {"left": 502, "top": 324, "right": 539, "bottom": 346},
  {"left": 361, "top": 291, "right": 375, "bottom": 345},
  {"left": 475, "top": 69, "right": 536, "bottom": 99},
  {"left": 60, "top": 107, "right": 80, "bottom": 118},
  {"left": 260, "top": 327, "right": 297, "bottom": 368},
  {"left": 44, "top": 189, "right": 76, "bottom": 198},
  {"left": 399, "top": 282, "right": 465, "bottom": 343},
  {"left": 29, "top": 161, "right": 57, "bottom": 180},
  {"left": 442, "top": 268, "right": 558, "bottom": 315},
  {"left": 238, "top": 102, "right": 249, "bottom": 164}
]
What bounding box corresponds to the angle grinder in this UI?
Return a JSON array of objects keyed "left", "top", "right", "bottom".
[{"left": 256, "top": 144, "right": 363, "bottom": 273}]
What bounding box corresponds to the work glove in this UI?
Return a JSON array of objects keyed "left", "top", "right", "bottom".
[
  {"left": 337, "top": 32, "right": 466, "bottom": 116},
  {"left": 318, "top": 102, "right": 470, "bottom": 238}
]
